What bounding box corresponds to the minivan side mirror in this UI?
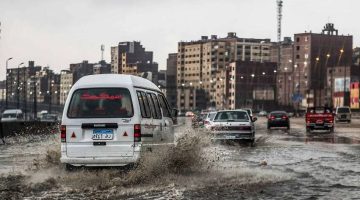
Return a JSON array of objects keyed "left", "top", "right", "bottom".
[{"left": 252, "top": 116, "right": 258, "bottom": 122}]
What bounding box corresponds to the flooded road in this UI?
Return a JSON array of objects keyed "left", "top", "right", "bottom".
[{"left": 0, "top": 117, "right": 359, "bottom": 199}]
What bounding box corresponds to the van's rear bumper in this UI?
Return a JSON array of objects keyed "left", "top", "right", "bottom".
[{"left": 60, "top": 152, "right": 140, "bottom": 167}]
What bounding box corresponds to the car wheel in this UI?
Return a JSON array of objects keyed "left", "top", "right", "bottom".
[
  {"left": 250, "top": 139, "right": 255, "bottom": 147},
  {"left": 267, "top": 124, "right": 271, "bottom": 130},
  {"left": 330, "top": 127, "right": 334, "bottom": 133},
  {"left": 306, "top": 127, "right": 311, "bottom": 134}
]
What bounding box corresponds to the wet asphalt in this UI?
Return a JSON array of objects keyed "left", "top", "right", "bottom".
[{"left": 0, "top": 117, "right": 359, "bottom": 199}]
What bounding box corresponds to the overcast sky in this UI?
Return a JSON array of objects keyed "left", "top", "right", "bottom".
[{"left": 0, "top": 0, "right": 359, "bottom": 80}]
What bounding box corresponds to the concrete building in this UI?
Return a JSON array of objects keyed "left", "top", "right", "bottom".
[
  {"left": 227, "top": 61, "right": 277, "bottom": 111},
  {"left": 166, "top": 53, "right": 177, "bottom": 108},
  {"left": 111, "top": 41, "right": 158, "bottom": 83},
  {"left": 176, "top": 32, "right": 272, "bottom": 111},
  {"left": 270, "top": 37, "right": 295, "bottom": 106},
  {"left": 60, "top": 70, "right": 73, "bottom": 105},
  {"left": 293, "top": 23, "right": 352, "bottom": 108},
  {"left": 5, "top": 61, "right": 42, "bottom": 109},
  {"left": 353, "top": 47, "right": 360, "bottom": 66}
]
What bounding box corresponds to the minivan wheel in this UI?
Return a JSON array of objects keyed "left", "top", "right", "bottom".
[{"left": 65, "top": 164, "right": 75, "bottom": 171}]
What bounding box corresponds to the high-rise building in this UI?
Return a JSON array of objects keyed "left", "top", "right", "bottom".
[
  {"left": 111, "top": 41, "right": 158, "bottom": 83},
  {"left": 270, "top": 37, "right": 295, "bottom": 106},
  {"left": 293, "top": 23, "right": 352, "bottom": 107},
  {"left": 176, "top": 32, "right": 272, "bottom": 111},
  {"left": 166, "top": 53, "right": 177, "bottom": 108}
]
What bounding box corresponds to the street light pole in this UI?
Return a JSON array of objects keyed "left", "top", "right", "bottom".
[
  {"left": 17, "top": 62, "right": 24, "bottom": 109},
  {"left": 5, "top": 57, "right": 13, "bottom": 109},
  {"left": 340, "top": 49, "right": 346, "bottom": 106}
]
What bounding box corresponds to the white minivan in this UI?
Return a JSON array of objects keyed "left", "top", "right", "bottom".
[{"left": 60, "top": 74, "right": 176, "bottom": 168}]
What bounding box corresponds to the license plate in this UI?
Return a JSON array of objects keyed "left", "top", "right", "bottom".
[
  {"left": 316, "top": 120, "right": 323, "bottom": 124},
  {"left": 225, "top": 135, "right": 236, "bottom": 139},
  {"left": 92, "top": 129, "right": 114, "bottom": 140}
]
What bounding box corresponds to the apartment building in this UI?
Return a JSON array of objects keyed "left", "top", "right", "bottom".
[
  {"left": 176, "top": 32, "right": 272, "bottom": 111},
  {"left": 111, "top": 41, "right": 158, "bottom": 83},
  {"left": 60, "top": 70, "right": 73, "bottom": 105},
  {"left": 293, "top": 23, "right": 352, "bottom": 107},
  {"left": 227, "top": 61, "right": 277, "bottom": 111}
]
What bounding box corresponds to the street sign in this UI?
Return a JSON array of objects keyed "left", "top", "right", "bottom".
[{"left": 292, "top": 93, "right": 303, "bottom": 103}]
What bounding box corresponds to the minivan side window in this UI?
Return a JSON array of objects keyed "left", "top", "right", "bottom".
[
  {"left": 140, "top": 91, "right": 151, "bottom": 118},
  {"left": 150, "top": 93, "right": 162, "bottom": 119},
  {"left": 137, "top": 91, "right": 150, "bottom": 118},
  {"left": 145, "top": 93, "right": 156, "bottom": 118},
  {"left": 157, "top": 94, "right": 171, "bottom": 118}
]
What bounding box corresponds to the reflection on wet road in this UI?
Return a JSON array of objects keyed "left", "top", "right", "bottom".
[{"left": 0, "top": 117, "right": 359, "bottom": 199}]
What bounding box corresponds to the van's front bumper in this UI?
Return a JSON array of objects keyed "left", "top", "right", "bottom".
[{"left": 60, "top": 152, "right": 140, "bottom": 167}]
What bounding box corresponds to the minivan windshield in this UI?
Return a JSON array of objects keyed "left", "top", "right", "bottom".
[
  {"left": 214, "top": 111, "right": 249, "bottom": 122},
  {"left": 67, "top": 88, "right": 133, "bottom": 118}
]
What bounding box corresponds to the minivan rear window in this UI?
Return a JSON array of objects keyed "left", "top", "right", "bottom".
[{"left": 67, "top": 88, "right": 134, "bottom": 118}]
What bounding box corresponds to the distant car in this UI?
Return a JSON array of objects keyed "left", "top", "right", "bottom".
[
  {"left": 240, "top": 108, "right": 253, "bottom": 118},
  {"left": 267, "top": 111, "right": 290, "bottom": 130},
  {"left": 211, "top": 110, "right": 257, "bottom": 145},
  {"left": 40, "top": 114, "right": 59, "bottom": 122},
  {"left": 204, "top": 111, "right": 217, "bottom": 130},
  {"left": 335, "top": 106, "right": 351, "bottom": 123},
  {"left": 258, "top": 111, "right": 268, "bottom": 117},
  {"left": 306, "top": 107, "right": 334, "bottom": 133},
  {"left": 1, "top": 109, "right": 24, "bottom": 122}
]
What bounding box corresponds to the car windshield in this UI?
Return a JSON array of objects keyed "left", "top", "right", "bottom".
[
  {"left": 214, "top": 111, "right": 249, "bottom": 122},
  {"left": 67, "top": 88, "right": 134, "bottom": 118},
  {"left": 208, "top": 113, "right": 217, "bottom": 121},
  {"left": 338, "top": 108, "right": 350, "bottom": 113},
  {"left": 271, "top": 112, "right": 286, "bottom": 117}
]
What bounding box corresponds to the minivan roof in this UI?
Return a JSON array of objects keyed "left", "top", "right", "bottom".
[{"left": 73, "top": 74, "right": 161, "bottom": 92}]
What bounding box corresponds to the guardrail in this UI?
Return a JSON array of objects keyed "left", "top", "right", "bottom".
[{"left": 0, "top": 121, "right": 58, "bottom": 144}]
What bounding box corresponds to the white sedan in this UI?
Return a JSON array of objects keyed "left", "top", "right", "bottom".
[{"left": 211, "top": 110, "right": 257, "bottom": 144}]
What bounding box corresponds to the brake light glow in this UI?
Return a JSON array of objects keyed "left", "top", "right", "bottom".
[
  {"left": 270, "top": 116, "right": 275, "bottom": 120},
  {"left": 282, "top": 116, "right": 288, "bottom": 119},
  {"left": 134, "top": 124, "right": 141, "bottom": 142},
  {"left": 60, "top": 125, "right": 66, "bottom": 142}
]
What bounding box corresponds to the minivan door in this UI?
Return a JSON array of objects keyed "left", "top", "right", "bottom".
[{"left": 137, "top": 91, "right": 159, "bottom": 143}]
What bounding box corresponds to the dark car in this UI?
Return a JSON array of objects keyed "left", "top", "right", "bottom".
[{"left": 267, "top": 111, "right": 290, "bottom": 130}]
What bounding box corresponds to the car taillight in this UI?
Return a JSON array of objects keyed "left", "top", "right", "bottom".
[
  {"left": 270, "top": 116, "right": 275, "bottom": 120},
  {"left": 282, "top": 116, "right": 288, "bottom": 119},
  {"left": 134, "top": 124, "right": 141, "bottom": 142},
  {"left": 60, "top": 125, "right": 66, "bottom": 142}
]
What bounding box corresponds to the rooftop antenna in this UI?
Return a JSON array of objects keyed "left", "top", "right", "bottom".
[{"left": 101, "top": 44, "right": 105, "bottom": 61}]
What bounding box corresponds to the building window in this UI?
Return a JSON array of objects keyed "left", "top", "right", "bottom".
[
  {"left": 296, "top": 46, "right": 300, "bottom": 50},
  {"left": 296, "top": 37, "right": 300, "bottom": 42},
  {"left": 296, "top": 55, "right": 300, "bottom": 59}
]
